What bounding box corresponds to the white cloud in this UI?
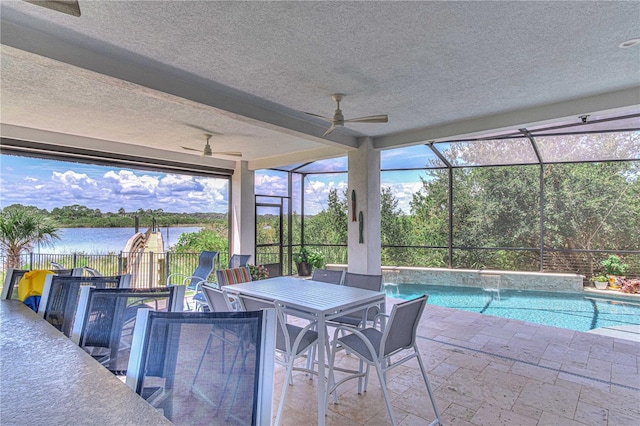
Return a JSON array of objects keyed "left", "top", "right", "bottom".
[
  {"left": 255, "top": 173, "right": 288, "bottom": 195},
  {"left": 303, "top": 177, "right": 349, "bottom": 214},
  {"left": 103, "top": 170, "right": 158, "bottom": 196},
  {"left": 382, "top": 182, "right": 423, "bottom": 213},
  {"left": 158, "top": 174, "right": 204, "bottom": 193},
  {"left": 52, "top": 170, "right": 98, "bottom": 188}
]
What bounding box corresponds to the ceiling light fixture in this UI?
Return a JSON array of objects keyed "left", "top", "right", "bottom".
[{"left": 619, "top": 38, "right": 640, "bottom": 48}]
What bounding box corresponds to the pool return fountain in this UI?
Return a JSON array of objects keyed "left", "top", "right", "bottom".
[{"left": 481, "top": 273, "right": 501, "bottom": 301}]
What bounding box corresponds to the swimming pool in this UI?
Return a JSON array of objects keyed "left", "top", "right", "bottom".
[{"left": 386, "top": 283, "right": 640, "bottom": 332}]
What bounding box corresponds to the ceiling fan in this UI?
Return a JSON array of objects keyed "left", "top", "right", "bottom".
[
  {"left": 182, "top": 134, "right": 242, "bottom": 158},
  {"left": 306, "top": 94, "right": 388, "bottom": 137},
  {"left": 23, "top": 0, "right": 81, "bottom": 17}
]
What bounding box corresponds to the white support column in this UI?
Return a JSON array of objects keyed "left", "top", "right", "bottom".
[
  {"left": 347, "top": 139, "right": 381, "bottom": 275},
  {"left": 231, "top": 161, "right": 255, "bottom": 260}
]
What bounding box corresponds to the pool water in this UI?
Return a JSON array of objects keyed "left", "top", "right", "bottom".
[{"left": 386, "top": 284, "right": 640, "bottom": 332}]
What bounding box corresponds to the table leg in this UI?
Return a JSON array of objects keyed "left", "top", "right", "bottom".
[{"left": 317, "top": 315, "right": 326, "bottom": 426}]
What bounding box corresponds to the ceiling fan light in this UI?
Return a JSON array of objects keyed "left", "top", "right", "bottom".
[{"left": 203, "top": 144, "right": 212, "bottom": 156}]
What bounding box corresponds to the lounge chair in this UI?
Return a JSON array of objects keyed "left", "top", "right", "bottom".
[{"left": 166, "top": 250, "right": 218, "bottom": 311}]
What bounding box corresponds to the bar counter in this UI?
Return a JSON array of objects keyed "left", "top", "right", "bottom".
[{"left": 0, "top": 300, "right": 172, "bottom": 425}]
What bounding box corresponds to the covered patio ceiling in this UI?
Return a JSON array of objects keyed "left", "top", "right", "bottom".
[{"left": 1, "top": 1, "right": 639, "bottom": 172}]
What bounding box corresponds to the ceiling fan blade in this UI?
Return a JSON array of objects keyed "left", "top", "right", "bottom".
[
  {"left": 181, "top": 146, "right": 202, "bottom": 152},
  {"left": 212, "top": 151, "right": 242, "bottom": 157},
  {"left": 304, "top": 112, "right": 333, "bottom": 122},
  {"left": 23, "top": 0, "right": 81, "bottom": 16},
  {"left": 322, "top": 125, "right": 337, "bottom": 137},
  {"left": 183, "top": 123, "right": 223, "bottom": 136},
  {"left": 344, "top": 114, "right": 389, "bottom": 123}
]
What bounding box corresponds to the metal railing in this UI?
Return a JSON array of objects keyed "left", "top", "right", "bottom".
[
  {"left": 0, "top": 251, "right": 229, "bottom": 289},
  {"left": 3, "top": 247, "right": 637, "bottom": 288}
]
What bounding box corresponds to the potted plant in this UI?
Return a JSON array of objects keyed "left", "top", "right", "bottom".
[
  {"left": 619, "top": 278, "right": 640, "bottom": 294},
  {"left": 601, "top": 255, "right": 628, "bottom": 288},
  {"left": 591, "top": 275, "right": 608, "bottom": 290},
  {"left": 293, "top": 247, "right": 326, "bottom": 276},
  {"left": 248, "top": 264, "right": 269, "bottom": 281}
]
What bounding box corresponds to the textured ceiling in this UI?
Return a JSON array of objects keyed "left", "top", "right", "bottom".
[{"left": 1, "top": 0, "right": 639, "bottom": 170}]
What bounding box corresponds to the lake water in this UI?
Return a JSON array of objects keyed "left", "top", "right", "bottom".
[{"left": 38, "top": 226, "right": 203, "bottom": 254}]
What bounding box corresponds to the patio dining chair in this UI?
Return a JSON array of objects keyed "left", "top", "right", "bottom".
[
  {"left": 325, "top": 295, "right": 441, "bottom": 426},
  {"left": 37, "top": 274, "right": 131, "bottom": 337},
  {"left": 215, "top": 266, "right": 252, "bottom": 286},
  {"left": 228, "top": 254, "right": 252, "bottom": 269},
  {"left": 196, "top": 283, "right": 250, "bottom": 385},
  {"left": 212, "top": 266, "right": 253, "bottom": 311},
  {"left": 71, "top": 285, "right": 185, "bottom": 374},
  {"left": 125, "top": 309, "right": 276, "bottom": 426},
  {"left": 167, "top": 250, "right": 218, "bottom": 311},
  {"left": 83, "top": 266, "right": 103, "bottom": 277},
  {"left": 2, "top": 268, "right": 83, "bottom": 312},
  {"left": 327, "top": 272, "right": 384, "bottom": 328},
  {"left": 232, "top": 292, "right": 320, "bottom": 426},
  {"left": 201, "top": 283, "right": 237, "bottom": 312},
  {"left": 311, "top": 268, "right": 344, "bottom": 285},
  {"left": 1, "top": 268, "right": 30, "bottom": 301},
  {"left": 50, "top": 262, "right": 84, "bottom": 277}
]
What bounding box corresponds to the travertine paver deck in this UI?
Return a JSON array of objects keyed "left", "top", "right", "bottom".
[{"left": 272, "top": 297, "right": 640, "bottom": 425}]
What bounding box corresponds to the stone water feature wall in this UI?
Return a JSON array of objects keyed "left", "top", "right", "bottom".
[{"left": 328, "top": 265, "right": 584, "bottom": 293}]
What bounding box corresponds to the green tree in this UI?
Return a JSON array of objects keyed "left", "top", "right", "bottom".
[
  {"left": 172, "top": 228, "right": 228, "bottom": 254},
  {"left": 0, "top": 205, "right": 60, "bottom": 268},
  {"left": 380, "top": 186, "right": 412, "bottom": 265},
  {"left": 409, "top": 170, "right": 450, "bottom": 267},
  {"left": 304, "top": 189, "right": 348, "bottom": 247}
]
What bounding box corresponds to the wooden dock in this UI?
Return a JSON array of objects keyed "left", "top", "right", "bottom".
[{"left": 123, "top": 229, "right": 165, "bottom": 287}]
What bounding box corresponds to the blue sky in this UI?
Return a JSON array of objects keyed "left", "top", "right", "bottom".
[
  {"left": 0, "top": 155, "right": 230, "bottom": 213},
  {"left": 1, "top": 154, "right": 424, "bottom": 215}
]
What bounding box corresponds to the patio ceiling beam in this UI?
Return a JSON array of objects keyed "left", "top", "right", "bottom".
[
  {"left": 373, "top": 87, "right": 640, "bottom": 150},
  {"left": 0, "top": 20, "right": 360, "bottom": 151}
]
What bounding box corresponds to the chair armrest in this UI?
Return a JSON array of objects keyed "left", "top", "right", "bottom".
[
  {"left": 192, "top": 279, "right": 212, "bottom": 292},
  {"left": 373, "top": 313, "right": 390, "bottom": 330},
  {"left": 330, "top": 324, "right": 381, "bottom": 361},
  {"left": 166, "top": 273, "right": 187, "bottom": 285},
  {"left": 277, "top": 303, "right": 319, "bottom": 353},
  {"left": 180, "top": 276, "right": 207, "bottom": 290}
]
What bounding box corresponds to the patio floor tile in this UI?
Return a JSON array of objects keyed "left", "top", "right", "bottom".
[{"left": 271, "top": 301, "right": 640, "bottom": 425}]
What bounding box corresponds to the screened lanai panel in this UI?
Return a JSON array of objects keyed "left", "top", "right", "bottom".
[
  {"left": 543, "top": 161, "right": 640, "bottom": 251},
  {"left": 435, "top": 138, "right": 538, "bottom": 167},
  {"left": 528, "top": 112, "right": 640, "bottom": 134},
  {"left": 291, "top": 173, "right": 302, "bottom": 247},
  {"left": 380, "top": 145, "right": 446, "bottom": 170},
  {"left": 452, "top": 165, "right": 540, "bottom": 251},
  {"left": 294, "top": 157, "right": 347, "bottom": 173},
  {"left": 536, "top": 131, "right": 640, "bottom": 163},
  {"left": 397, "top": 169, "right": 449, "bottom": 246},
  {"left": 255, "top": 169, "right": 288, "bottom": 196},
  {"left": 274, "top": 163, "right": 306, "bottom": 171}
]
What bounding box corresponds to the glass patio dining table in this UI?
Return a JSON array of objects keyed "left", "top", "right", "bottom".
[{"left": 224, "top": 276, "right": 386, "bottom": 426}]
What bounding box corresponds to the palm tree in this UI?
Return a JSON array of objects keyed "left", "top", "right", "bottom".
[{"left": 0, "top": 205, "right": 60, "bottom": 269}]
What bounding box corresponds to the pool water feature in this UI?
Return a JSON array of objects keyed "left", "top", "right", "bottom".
[{"left": 387, "top": 283, "right": 640, "bottom": 332}]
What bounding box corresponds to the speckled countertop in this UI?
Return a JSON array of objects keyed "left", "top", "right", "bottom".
[{"left": 0, "top": 300, "right": 172, "bottom": 425}]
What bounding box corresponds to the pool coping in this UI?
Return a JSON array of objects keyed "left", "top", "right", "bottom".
[{"left": 583, "top": 286, "right": 640, "bottom": 302}]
